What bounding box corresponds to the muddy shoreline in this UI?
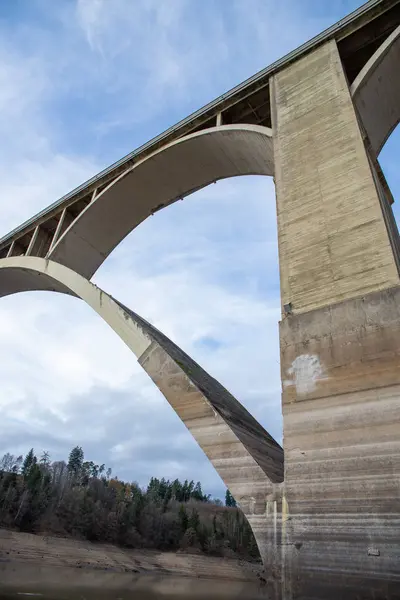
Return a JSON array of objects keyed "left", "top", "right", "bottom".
[{"left": 0, "top": 528, "right": 260, "bottom": 582}]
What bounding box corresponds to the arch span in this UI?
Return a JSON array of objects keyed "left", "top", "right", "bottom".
[
  {"left": 48, "top": 124, "right": 274, "bottom": 279},
  {"left": 0, "top": 256, "right": 283, "bottom": 568},
  {"left": 351, "top": 24, "right": 400, "bottom": 156}
]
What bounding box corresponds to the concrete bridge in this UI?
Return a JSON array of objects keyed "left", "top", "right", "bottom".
[{"left": 1, "top": 1, "right": 400, "bottom": 597}]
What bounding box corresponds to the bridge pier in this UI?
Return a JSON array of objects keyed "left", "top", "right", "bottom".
[{"left": 271, "top": 39, "right": 400, "bottom": 599}]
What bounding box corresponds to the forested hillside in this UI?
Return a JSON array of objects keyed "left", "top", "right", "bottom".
[{"left": 0, "top": 447, "right": 259, "bottom": 560}]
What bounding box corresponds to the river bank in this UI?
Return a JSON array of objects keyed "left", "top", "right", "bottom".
[{"left": 0, "top": 528, "right": 261, "bottom": 582}]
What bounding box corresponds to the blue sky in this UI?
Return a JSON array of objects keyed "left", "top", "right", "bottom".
[{"left": 0, "top": 0, "right": 398, "bottom": 498}]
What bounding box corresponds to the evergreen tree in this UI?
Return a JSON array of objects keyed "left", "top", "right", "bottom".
[
  {"left": 178, "top": 503, "right": 188, "bottom": 532},
  {"left": 0, "top": 445, "right": 259, "bottom": 561},
  {"left": 171, "top": 479, "right": 181, "bottom": 501},
  {"left": 67, "top": 446, "right": 84, "bottom": 478},
  {"left": 225, "top": 489, "right": 237, "bottom": 507},
  {"left": 22, "top": 449, "right": 35, "bottom": 479},
  {"left": 193, "top": 481, "right": 203, "bottom": 501},
  {"left": 26, "top": 461, "right": 42, "bottom": 491}
]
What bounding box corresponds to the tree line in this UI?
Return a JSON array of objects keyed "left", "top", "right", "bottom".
[{"left": 0, "top": 447, "right": 259, "bottom": 560}]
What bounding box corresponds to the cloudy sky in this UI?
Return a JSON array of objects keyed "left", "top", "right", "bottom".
[{"left": 0, "top": 0, "right": 399, "bottom": 498}]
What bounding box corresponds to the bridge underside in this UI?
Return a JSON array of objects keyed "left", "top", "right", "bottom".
[{"left": 0, "top": 0, "right": 399, "bottom": 270}]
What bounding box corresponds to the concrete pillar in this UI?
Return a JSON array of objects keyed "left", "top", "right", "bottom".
[
  {"left": 271, "top": 40, "right": 400, "bottom": 599},
  {"left": 271, "top": 39, "right": 399, "bottom": 316},
  {"left": 114, "top": 300, "right": 285, "bottom": 596}
]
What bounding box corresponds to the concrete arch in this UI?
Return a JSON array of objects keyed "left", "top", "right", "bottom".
[
  {"left": 0, "top": 256, "right": 283, "bottom": 573},
  {"left": 351, "top": 24, "right": 400, "bottom": 156},
  {"left": 48, "top": 124, "right": 274, "bottom": 279}
]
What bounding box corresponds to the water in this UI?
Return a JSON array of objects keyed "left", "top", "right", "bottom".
[{"left": 0, "top": 564, "right": 267, "bottom": 600}]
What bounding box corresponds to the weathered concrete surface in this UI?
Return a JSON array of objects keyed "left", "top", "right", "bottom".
[
  {"left": 351, "top": 23, "right": 400, "bottom": 156},
  {"left": 115, "top": 301, "right": 284, "bottom": 595},
  {"left": 0, "top": 256, "right": 283, "bottom": 595},
  {"left": 270, "top": 39, "right": 399, "bottom": 316},
  {"left": 49, "top": 125, "right": 274, "bottom": 279},
  {"left": 270, "top": 34, "right": 400, "bottom": 599},
  {"left": 281, "top": 286, "right": 400, "bottom": 404},
  {"left": 280, "top": 286, "right": 400, "bottom": 599}
]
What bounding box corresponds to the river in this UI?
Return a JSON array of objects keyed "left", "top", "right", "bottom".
[{"left": 0, "top": 564, "right": 267, "bottom": 599}]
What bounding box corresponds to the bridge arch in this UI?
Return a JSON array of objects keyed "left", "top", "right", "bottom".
[
  {"left": 351, "top": 24, "right": 400, "bottom": 157},
  {"left": 48, "top": 124, "right": 274, "bottom": 279},
  {"left": 0, "top": 255, "right": 283, "bottom": 565}
]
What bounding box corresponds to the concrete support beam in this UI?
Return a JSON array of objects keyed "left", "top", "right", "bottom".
[
  {"left": 270, "top": 39, "right": 399, "bottom": 316},
  {"left": 25, "top": 226, "right": 40, "bottom": 256},
  {"left": 272, "top": 39, "right": 400, "bottom": 599},
  {"left": 5, "top": 243, "right": 14, "bottom": 257},
  {"left": 6, "top": 241, "right": 25, "bottom": 257},
  {"left": 25, "top": 226, "right": 52, "bottom": 258},
  {"left": 351, "top": 23, "right": 400, "bottom": 156},
  {"left": 48, "top": 209, "right": 74, "bottom": 253},
  {"left": 280, "top": 288, "right": 400, "bottom": 599},
  {"left": 48, "top": 125, "right": 274, "bottom": 279}
]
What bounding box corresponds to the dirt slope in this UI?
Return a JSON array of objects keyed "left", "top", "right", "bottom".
[{"left": 0, "top": 528, "right": 260, "bottom": 581}]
